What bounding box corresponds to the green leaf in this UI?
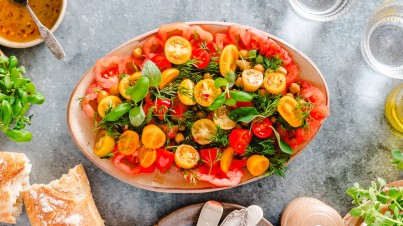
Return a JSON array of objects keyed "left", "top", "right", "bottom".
[
  {"left": 256, "top": 55, "right": 263, "bottom": 64},
  {"left": 5, "top": 129, "right": 32, "bottom": 142},
  {"left": 349, "top": 207, "right": 362, "bottom": 218},
  {"left": 346, "top": 187, "right": 358, "bottom": 198},
  {"left": 104, "top": 103, "right": 131, "bottom": 122},
  {"left": 142, "top": 60, "right": 161, "bottom": 88},
  {"left": 1, "top": 100, "right": 12, "bottom": 125},
  {"left": 226, "top": 71, "right": 236, "bottom": 86},
  {"left": 225, "top": 98, "right": 236, "bottom": 107},
  {"left": 229, "top": 90, "right": 253, "bottom": 102},
  {"left": 270, "top": 125, "right": 293, "bottom": 154},
  {"left": 10, "top": 68, "right": 20, "bottom": 82},
  {"left": 248, "top": 50, "right": 257, "bottom": 59},
  {"left": 377, "top": 178, "right": 387, "bottom": 187},
  {"left": 131, "top": 77, "right": 149, "bottom": 104},
  {"left": 214, "top": 78, "right": 228, "bottom": 89},
  {"left": 4, "top": 74, "right": 12, "bottom": 89},
  {"left": 388, "top": 187, "right": 400, "bottom": 199},
  {"left": 228, "top": 107, "right": 258, "bottom": 123},
  {"left": 125, "top": 85, "right": 135, "bottom": 96},
  {"left": 391, "top": 149, "right": 403, "bottom": 160},
  {"left": 369, "top": 187, "right": 377, "bottom": 202},
  {"left": 208, "top": 93, "right": 225, "bottom": 111},
  {"left": 129, "top": 106, "right": 145, "bottom": 127},
  {"left": 28, "top": 93, "right": 45, "bottom": 104}
]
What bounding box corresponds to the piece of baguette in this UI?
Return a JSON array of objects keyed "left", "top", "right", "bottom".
[
  {"left": 22, "top": 164, "right": 104, "bottom": 226},
  {"left": 0, "top": 152, "right": 31, "bottom": 224}
]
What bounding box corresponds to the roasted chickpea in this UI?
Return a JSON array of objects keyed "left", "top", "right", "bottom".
[
  {"left": 270, "top": 116, "right": 277, "bottom": 124},
  {"left": 259, "top": 89, "right": 267, "bottom": 96},
  {"left": 253, "top": 64, "right": 265, "bottom": 73},
  {"left": 235, "top": 77, "right": 242, "bottom": 87},
  {"left": 240, "top": 122, "right": 250, "bottom": 127},
  {"left": 277, "top": 66, "right": 287, "bottom": 75},
  {"left": 132, "top": 48, "right": 142, "bottom": 58},
  {"left": 97, "top": 91, "right": 109, "bottom": 103},
  {"left": 285, "top": 93, "right": 294, "bottom": 98},
  {"left": 239, "top": 49, "right": 249, "bottom": 58},
  {"left": 203, "top": 72, "right": 213, "bottom": 80},
  {"left": 191, "top": 106, "right": 199, "bottom": 112},
  {"left": 109, "top": 85, "right": 120, "bottom": 96},
  {"left": 175, "top": 133, "right": 185, "bottom": 143},
  {"left": 235, "top": 124, "right": 243, "bottom": 129},
  {"left": 289, "top": 83, "right": 301, "bottom": 94},
  {"left": 236, "top": 60, "right": 251, "bottom": 70},
  {"left": 178, "top": 125, "right": 186, "bottom": 131},
  {"left": 196, "top": 111, "right": 206, "bottom": 119}
]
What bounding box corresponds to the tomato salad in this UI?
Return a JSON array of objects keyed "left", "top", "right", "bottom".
[{"left": 80, "top": 23, "right": 329, "bottom": 187}]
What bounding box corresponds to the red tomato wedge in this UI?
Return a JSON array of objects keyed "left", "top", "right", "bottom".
[
  {"left": 214, "top": 33, "right": 231, "bottom": 50},
  {"left": 191, "top": 48, "right": 210, "bottom": 69},
  {"left": 228, "top": 25, "right": 251, "bottom": 49},
  {"left": 310, "top": 105, "right": 330, "bottom": 120},
  {"left": 158, "top": 22, "right": 190, "bottom": 42},
  {"left": 143, "top": 35, "right": 164, "bottom": 58},
  {"left": 251, "top": 117, "right": 273, "bottom": 139},
  {"left": 229, "top": 129, "right": 252, "bottom": 154},
  {"left": 197, "top": 168, "right": 243, "bottom": 187},
  {"left": 285, "top": 63, "right": 299, "bottom": 87},
  {"left": 93, "top": 56, "right": 127, "bottom": 89},
  {"left": 112, "top": 153, "right": 155, "bottom": 175},
  {"left": 156, "top": 149, "right": 175, "bottom": 173},
  {"left": 247, "top": 29, "right": 267, "bottom": 51},
  {"left": 300, "top": 80, "right": 326, "bottom": 105},
  {"left": 184, "top": 25, "right": 214, "bottom": 43},
  {"left": 150, "top": 54, "right": 172, "bottom": 71},
  {"left": 200, "top": 148, "right": 220, "bottom": 168}
]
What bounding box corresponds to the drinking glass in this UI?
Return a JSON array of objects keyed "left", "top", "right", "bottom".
[
  {"left": 288, "top": 0, "right": 357, "bottom": 21},
  {"left": 361, "top": 0, "right": 403, "bottom": 79}
]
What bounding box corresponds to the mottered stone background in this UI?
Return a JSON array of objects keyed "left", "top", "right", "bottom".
[{"left": 1, "top": 0, "right": 402, "bottom": 225}]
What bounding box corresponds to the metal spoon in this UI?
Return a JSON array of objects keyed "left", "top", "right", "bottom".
[{"left": 12, "top": 0, "right": 66, "bottom": 60}]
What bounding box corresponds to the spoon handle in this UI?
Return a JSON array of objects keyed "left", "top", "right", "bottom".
[{"left": 25, "top": 2, "right": 66, "bottom": 60}]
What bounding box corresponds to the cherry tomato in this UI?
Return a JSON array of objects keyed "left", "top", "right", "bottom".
[
  {"left": 138, "top": 146, "right": 157, "bottom": 168},
  {"left": 156, "top": 149, "right": 175, "bottom": 173},
  {"left": 175, "top": 145, "right": 200, "bottom": 169},
  {"left": 164, "top": 36, "right": 192, "bottom": 65},
  {"left": 97, "top": 96, "right": 123, "bottom": 118},
  {"left": 193, "top": 79, "right": 222, "bottom": 107},
  {"left": 246, "top": 155, "right": 270, "bottom": 176},
  {"left": 200, "top": 148, "right": 220, "bottom": 169},
  {"left": 159, "top": 68, "right": 180, "bottom": 89},
  {"left": 242, "top": 69, "right": 264, "bottom": 92},
  {"left": 158, "top": 22, "right": 190, "bottom": 42},
  {"left": 141, "top": 124, "right": 166, "bottom": 149},
  {"left": 154, "top": 98, "right": 171, "bottom": 120},
  {"left": 159, "top": 124, "right": 179, "bottom": 139},
  {"left": 229, "top": 128, "right": 252, "bottom": 154},
  {"left": 191, "top": 49, "right": 210, "bottom": 69},
  {"left": 150, "top": 54, "right": 172, "bottom": 71},
  {"left": 251, "top": 117, "right": 273, "bottom": 139},
  {"left": 191, "top": 119, "right": 217, "bottom": 145},
  {"left": 219, "top": 44, "right": 239, "bottom": 77},
  {"left": 178, "top": 79, "right": 196, "bottom": 106},
  {"left": 94, "top": 130, "right": 115, "bottom": 157},
  {"left": 220, "top": 147, "right": 235, "bottom": 173},
  {"left": 263, "top": 72, "right": 286, "bottom": 94},
  {"left": 171, "top": 96, "right": 191, "bottom": 120},
  {"left": 119, "top": 72, "right": 141, "bottom": 100},
  {"left": 118, "top": 130, "right": 140, "bottom": 155},
  {"left": 277, "top": 96, "right": 303, "bottom": 128},
  {"left": 213, "top": 106, "right": 236, "bottom": 130},
  {"left": 143, "top": 35, "right": 164, "bottom": 58}
]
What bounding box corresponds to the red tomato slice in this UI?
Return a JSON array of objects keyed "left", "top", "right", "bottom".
[
  {"left": 158, "top": 22, "right": 190, "bottom": 42},
  {"left": 150, "top": 54, "right": 172, "bottom": 71},
  {"left": 228, "top": 25, "right": 251, "bottom": 48},
  {"left": 251, "top": 117, "right": 273, "bottom": 139},
  {"left": 247, "top": 29, "right": 267, "bottom": 51},
  {"left": 310, "top": 105, "right": 330, "bottom": 121},
  {"left": 295, "top": 118, "right": 321, "bottom": 145},
  {"left": 156, "top": 149, "right": 175, "bottom": 173},
  {"left": 93, "top": 56, "right": 127, "bottom": 89},
  {"left": 300, "top": 80, "right": 326, "bottom": 105},
  {"left": 143, "top": 35, "right": 164, "bottom": 58},
  {"left": 214, "top": 33, "right": 231, "bottom": 50},
  {"left": 278, "top": 48, "right": 292, "bottom": 66},
  {"left": 264, "top": 38, "right": 282, "bottom": 56},
  {"left": 191, "top": 49, "right": 210, "bottom": 69},
  {"left": 171, "top": 97, "right": 190, "bottom": 121},
  {"left": 154, "top": 98, "right": 171, "bottom": 120},
  {"left": 200, "top": 148, "right": 220, "bottom": 168},
  {"left": 285, "top": 63, "right": 299, "bottom": 87},
  {"left": 184, "top": 25, "right": 214, "bottom": 43},
  {"left": 229, "top": 128, "right": 252, "bottom": 154},
  {"left": 159, "top": 124, "right": 178, "bottom": 139},
  {"left": 276, "top": 124, "right": 298, "bottom": 149},
  {"left": 197, "top": 168, "right": 243, "bottom": 187}
]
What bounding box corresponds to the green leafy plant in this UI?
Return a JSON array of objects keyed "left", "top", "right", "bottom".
[
  {"left": 391, "top": 150, "right": 403, "bottom": 170},
  {"left": 0, "top": 56, "right": 45, "bottom": 142}
]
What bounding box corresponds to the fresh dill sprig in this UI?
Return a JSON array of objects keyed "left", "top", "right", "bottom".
[
  {"left": 263, "top": 55, "right": 283, "bottom": 71},
  {"left": 245, "top": 139, "right": 276, "bottom": 156},
  {"left": 295, "top": 96, "right": 314, "bottom": 129},
  {"left": 174, "top": 59, "right": 219, "bottom": 82},
  {"left": 253, "top": 93, "right": 281, "bottom": 117},
  {"left": 208, "top": 126, "right": 229, "bottom": 147},
  {"left": 180, "top": 168, "right": 199, "bottom": 185}
]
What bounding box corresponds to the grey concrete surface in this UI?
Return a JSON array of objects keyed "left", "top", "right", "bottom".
[{"left": 1, "top": 0, "right": 403, "bottom": 225}]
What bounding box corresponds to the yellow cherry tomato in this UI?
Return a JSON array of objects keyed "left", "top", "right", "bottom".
[
  {"left": 191, "top": 119, "right": 217, "bottom": 145},
  {"left": 119, "top": 72, "right": 142, "bottom": 100},
  {"left": 97, "top": 90, "right": 109, "bottom": 103},
  {"left": 263, "top": 72, "right": 286, "bottom": 94},
  {"left": 97, "top": 95, "right": 123, "bottom": 118},
  {"left": 220, "top": 147, "right": 235, "bottom": 173},
  {"left": 277, "top": 96, "right": 303, "bottom": 127},
  {"left": 219, "top": 44, "right": 239, "bottom": 77},
  {"left": 138, "top": 146, "right": 157, "bottom": 168},
  {"left": 109, "top": 85, "right": 120, "bottom": 96},
  {"left": 178, "top": 79, "right": 196, "bottom": 105},
  {"left": 174, "top": 145, "right": 200, "bottom": 169},
  {"left": 141, "top": 124, "right": 166, "bottom": 149},
  {"left": 213, "top": 106, "right": 236, "bottom": 130},
  {"left": 194, "top": 79, "right": 222, "bottom": 107},
  {"left": 118, "top": 130, "right": 140, "bottom": 155},
  {"left": 159, "top": 68, "right": 180, "bottom": 89},
  {"left": 242, "top": 69, "right": 264, "bottom": 92},
  {"left": 94, "top": 130, "right": 115, "bottom": 157},
  {"left": 246, "top": 155, "right": 270, "bottom": 176},
  {"left": 164, "top": 36, "right": 192, "bottom": 65}
]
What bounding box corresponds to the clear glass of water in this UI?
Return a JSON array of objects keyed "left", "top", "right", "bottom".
[
  {"left": 288, "top": 0, "right": 357, "bottom": 21},
  {"left": 361, "top": 0, "right": 403, "bottom": 79}
]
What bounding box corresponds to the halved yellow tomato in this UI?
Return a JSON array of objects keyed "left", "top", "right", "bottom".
[
  {"left": 164, "top": 36, "right": 192, "bottom": 65},
  {"left": 178, "top": 79, "right": 196, "bottom": 105},
  {"left": 194, "top": 79, "right": 222, "bottom": 107},
  {"left": 277, "top": 96, "right": 303, "bottom": 128},
  {"left": 97, "top": 95, "right": 123, "bottom": 118},
  {"left": 191, "top": 119, "right": 217, "bottom": 145},
  {"left": 242, "top": 69, "right": 264, "bottom": 92},
  {"left": 118, "top": 130, "right": 140, "bottom": 155},
  {"left": 213, "top": 106, "right": 236, "bottom": 130},
  {"left": 119, "top": 72, "right": 142, "bottom": 99},
  {"left": 219, "top": 44, "right": 239, "bottom": 77},
  {"left": 263, "top": 72, "right": 286, "bottom": 94},
  {"left": 138, "top": 146, "right": 157, "bottom": 168},
  {"left": 97, "top": 91, "right": 109, "bottom": 103},
  {"left": 94, "top": 130, "right": 115, "bottom": 157},
  {"left": 246, "top": 155, "right": 270, "bottom": 176},
  {"left": 220, "top": 147, "right": 235, "bottom": 173},
  {"left": 141, "top": 124, "right": 166, "bottom": 149},
  {"left": 174, "top": 145, "right": 200, "bottom": 169},
  {"left": 159, "top": 68, "right": 180, "bottom": 89}
]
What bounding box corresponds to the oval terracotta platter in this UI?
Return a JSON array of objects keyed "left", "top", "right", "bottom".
[{"left": 67, "top": 21, "right": 330, "bottom": 193}]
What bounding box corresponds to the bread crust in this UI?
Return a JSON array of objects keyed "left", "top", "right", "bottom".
[
  {"left": 0, "top": 152, "right": 31, "bottom": 224},
  {"left": 22, "top": 164, "right": 104, "bottom": 226}
]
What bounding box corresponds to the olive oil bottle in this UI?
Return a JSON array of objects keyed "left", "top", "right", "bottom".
[{"left": 385, "top": 84, "right": 403, "bottom": 133}]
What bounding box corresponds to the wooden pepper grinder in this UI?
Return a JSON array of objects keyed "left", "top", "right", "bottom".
[{"left": 281, "top": 197, "right": 344, "bottom": 226}]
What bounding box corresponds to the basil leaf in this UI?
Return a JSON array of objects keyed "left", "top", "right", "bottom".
[
  {"left": 226, "top": 71, "right": 236, "bottom": 87},
  {"left": 131, "top": 77, "right": 149, "bottom": 104},
  {"left": 1, "top": 100, "right": 12, "bottom": 125},
  {"left": 125, "top": 85, "right": 135, "bottom": 96},
  {"left": 208, "top": 93, "right": 226, "bottom": 111},
  {"left": 229, "top": 90, "right": 253, "bottom": 102},
  {"left": 104, "top": 103, "right": 131, "bottom": 122},
  {"left": 256, "top": 55, "right": 263, "bottom": 64},
  {"left": 214, "top": 78, "right": 228, "bottom": 89},
  {"left": 248, "top": 50, "right": 257, "bottom": 59},
  {"left": 142, "top": 60, "right": 161, "bottom": 88},
  {"left": 225, "top": 98, "right": 236, "bottom": 107},
  {"left": 228, "top": 107, "right": 258, "bottom": 123},
  {"left": 5, "top": 129, "right": 32, "bottom": 142},
  {"left": 270, "top": 125, "right": 292, "bottom": 154},
  {"left": 129, "top": 106, "right": 145, "bottom": 127}
]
